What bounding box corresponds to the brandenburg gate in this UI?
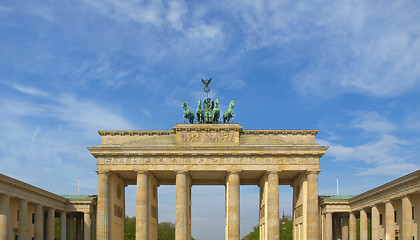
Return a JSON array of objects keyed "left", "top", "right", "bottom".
[{"left": 88, "top": 123, "right": 328, "bottom": 240}]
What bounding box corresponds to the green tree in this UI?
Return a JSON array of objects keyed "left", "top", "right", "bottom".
[
  {"left": 125, "top": 216, "right": 136, "bottom": 240},
  {"left": 241, "top": 216, "right": 293, "bottom": 240},
  {"left": 125, "top": 217, "right": 196, "bottom": 240}
]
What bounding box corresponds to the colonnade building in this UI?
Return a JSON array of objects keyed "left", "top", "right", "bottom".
[
  {"left": 0, "top": 173, "right": 96, "bottom": 240},
  {"left": 320, "top": 170, "right": 420, "bottom": 240}
]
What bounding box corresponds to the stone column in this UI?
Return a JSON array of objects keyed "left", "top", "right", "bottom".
[
  {"left": 360, "top": 209, "right": 367, "bottom": 240},
  {"left": 401, "top": 196, "right": 412, "bottom": 240},
  {"left": 226, "top": 171, "right": 240, "bottom": 240},
  {"left": 334, "top": 216, "right": 342, "bottom": 240},
  {"left": 342, "top": 214, "right": 349, "bottom": 240},
  {"left": 84, "top": 212, "right": 91, "bottom": 240},
  {"left": 76, "top": 216, "right": 82, "bottom": 240},
  {"left": 18, "top": 199, "right": 28, "bottom": 240},
  {"left": 266, "top": 171, "right": 279, "bottom": 240},
  {"left": 325, "top": 212, "right": 332, "bottom": 240},
  {"left": 385, "top": 201, "right": 395, "bottom": 240},
  {"left": 34, "top": 204, "right": 43, "bottom": 240},
  {"left": 371, "top": 205, "right": 380, "bottom": 240},
  {"left": 60, "top": 212, "right": 67, "bottom": 240},
  {"left": 349, "top": 212, "right": 356, "bottom": 240},
  {"left": 307, "top": 170, "right": 320, "bottom": 240},
  {"left": 176, "top": 170, "right": 189, "bottom": 240},
  {"left": 47, "top": 208, "right": 55, "bottom": 240},
  {"left": 136, "top": 171, "right": 149, "bottom": 240},
  {"left": 67, "top": 213, "right": 74, "bottom": 240},
  {"left": 97, "top": 170, "right": 109, "bottom": 240},
  {"left": 0, "top": 194, "right": 9, "bottom": 240}
]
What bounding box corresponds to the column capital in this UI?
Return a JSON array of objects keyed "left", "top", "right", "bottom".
[
  {"left": 95, "top": 170, "right": 109, "bottom": 175},
  {"left": 136, "top": 170, "right": 149, "bottom": 175},
  {"left": 175, "top": 170, "right": 188, "bottom": 175},
  {"left": 227, "top": 170, "right": 241, "bottom": 175},
  {"left": 306, "top": 170, "right": 321, "bottom": 175},
  {"left": 266, "top": 170, "right": 281, "bottom": 175}
]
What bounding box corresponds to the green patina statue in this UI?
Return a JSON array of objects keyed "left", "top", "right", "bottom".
[
  {"left": 182, "top": 78, "right": 235, "bottom": 124},
  {"left": 223, "top": 100, "right": 235, "bottom": 123},
  {"left": 182, "top": 100, "right": 195, "bottom": 124}
]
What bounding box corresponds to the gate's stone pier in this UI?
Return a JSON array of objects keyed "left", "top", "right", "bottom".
[{"left": 88, "top": 124, "right": 328, "bottom": 240}]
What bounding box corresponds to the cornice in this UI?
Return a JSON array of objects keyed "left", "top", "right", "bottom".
[
  {"left": 88, "top": 145, "right": 328, "bottom": 158},
  {"left": 242, "top": 129, "right": 319, "bottom": 136},
  {"left": 0, "top": 174, "right": 69, "bottom": 205},
  {"left": 98, "top": 130, "right": 174, "bottom": 136}
]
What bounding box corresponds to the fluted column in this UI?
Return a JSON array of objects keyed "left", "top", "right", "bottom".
[
  {"left": 371, "top": 205, "right": 380, "bottom": 240},
  {"left": 136, "top": 170, "right": 149, "bottom": 240},
  {"left": 360, "top": 209, "right": 367, "bottom": 240},
  {"left": 67, "top": 213, "right": 74, "bottom": 240},
  {"left": 226, "top": 171, "right": 240, "bottom": 240},
  {"left": 84, "top": 212, "right": 91, "bottom": 240},
  {"left": 47, "top": 208, "right": 55, "bottom": 240},
  {"left": 401, "top": 196, "right": 412, "bottom": 240},
  {"left": 385, "top": 201, "right": 395, "bottom": 240},
  {"left": 60, "top": 212, "right": 67, "bottom": 240},
  {"left": 76, "top": 216, "right": 82, "bottom": 240},
  {"left": 334, "top": 216, "right": 342, "bottom": 240},
  {"left": 176, "top": 170, "right": 189, "bottom": 240},
  {"left": 18, "top": 199, "right": 28, "bottom": 240},
  {"left": 307, "top": 170, "right": 320, "bottom": 240},
  {"left": 97, "top": 170, "right": 109, "bottom": 240},
  {"left": 349, "top": 212, "right": 356, "bottom": 240},
  {"left": 342, "top": 214, "right": 348, "bottom": 240},
  {"left": 34, "top": 204, "right": 43, "bottom": 240},
  {"left": 267, "top": 171, "right": 279, "bottom": 240},
  {"left": 325, "top": 212, "right": 332, "bottom": 240},
  {"left": 0, "top": 194, "right": 9, "bottom": 240}
]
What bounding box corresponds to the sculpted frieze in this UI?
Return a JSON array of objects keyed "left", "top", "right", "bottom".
[
  {"left": 179, "top": 131, "right": 235, "bottom": 143},
  {"left": 99, "top": 155, "right": 310, "bottom": 166}
]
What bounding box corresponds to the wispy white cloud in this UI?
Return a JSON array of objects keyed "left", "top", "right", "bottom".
[
  {"left": 319, "top": 134, "right": 418, "bottom": 176},
  {"left": 349, "top": 111, "right": 397, "bottom": 133}
]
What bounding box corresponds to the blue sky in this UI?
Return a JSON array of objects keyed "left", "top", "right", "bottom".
[{"left": 1, "top": 0, "right": 420, "bottom": 239}]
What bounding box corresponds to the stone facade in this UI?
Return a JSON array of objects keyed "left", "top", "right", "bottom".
[
  {"left": 89, "top": 124, "right": 328, "bottom": 240},
  {"left": 319, "top": 170, "right": 420, "bottom": 240}
]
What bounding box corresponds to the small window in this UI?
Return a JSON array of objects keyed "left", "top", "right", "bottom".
[
  {"left": 394, "top": 211, "right": 397, "bottom": 223},
  {"left": 17, "top": 210, "right": 19, "bottom": 221},
  {"left": 32, "top": 213, "right": 35, "bottom": 224},
  {"left": 380, "top": 214, "right": 383, "bottom": 225}
]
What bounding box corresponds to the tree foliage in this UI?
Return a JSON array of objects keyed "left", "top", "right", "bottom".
[
  {"left": 125, "top": 217, "right": 195, "bottom": 240},
  {"left": 241, "top": 215, "right": 293, "bottom": 240}
]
